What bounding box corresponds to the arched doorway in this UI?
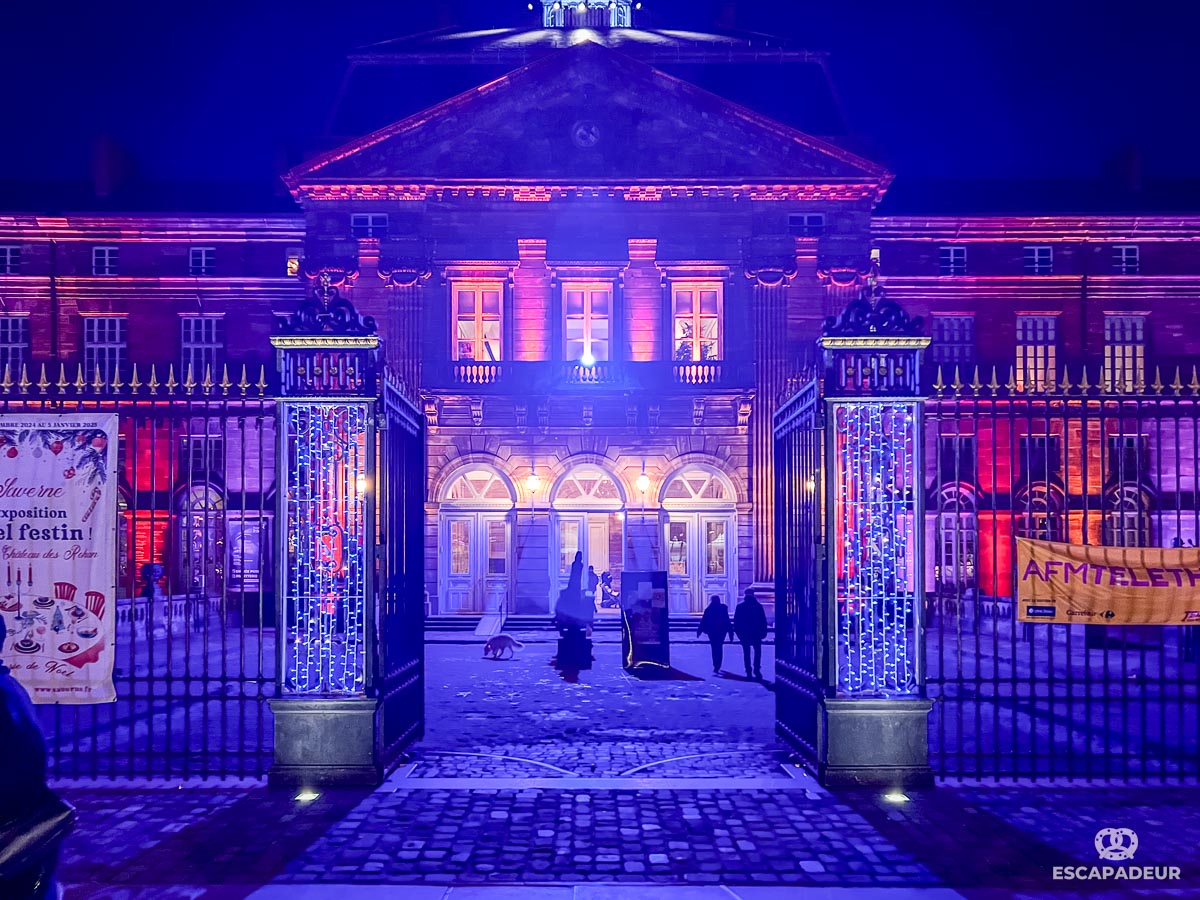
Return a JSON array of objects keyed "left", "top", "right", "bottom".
[
  {"left": 549, "top": 465, "right": 624, "bottom": 613},
  {"left": 438, "top": 465, "right": 514, "bottom": 614},
  {"left": 661, "top": 465, "right": 737, "bottom": 614}
]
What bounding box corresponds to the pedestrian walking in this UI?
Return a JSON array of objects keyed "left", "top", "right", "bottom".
[
  {"left": 734, "top": 589, "right": 769, "bottom": 679},
  {"left": 697, "top": 594, "right": 733, "bottom": 674}
]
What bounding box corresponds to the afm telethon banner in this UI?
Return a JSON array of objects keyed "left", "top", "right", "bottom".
[
  {"left": 1017, "top": 538, "right": 1200, "bottom": 626},
  {"left": 0, "top": 414, "right": 118, "bottom": 703}
]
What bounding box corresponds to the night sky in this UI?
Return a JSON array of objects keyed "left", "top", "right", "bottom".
[{"left": 5, "top": 1, "right": 1198, "bottom": 203}]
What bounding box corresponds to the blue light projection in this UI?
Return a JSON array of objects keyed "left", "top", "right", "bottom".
[
  {"left": 832, "top": 400, "right": 920, "bottom": 696},
  {"left": 282, "top": 402, "right": 370, "bottom": 695}
]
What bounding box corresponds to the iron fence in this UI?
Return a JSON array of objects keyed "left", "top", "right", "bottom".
[
  {"left": 926, "top": 364, "right": 1200, "bottom": 779},
  {"left": 0, "top": 364, "right": 280, "bottom": 778}
]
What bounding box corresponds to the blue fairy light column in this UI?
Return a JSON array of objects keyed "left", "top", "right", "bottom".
[
  {"left": 269, "top": 272, "right": 385, "bottom": 786},
  {"left": 816, "top": 277, "right": 933, "bottom": 786}
]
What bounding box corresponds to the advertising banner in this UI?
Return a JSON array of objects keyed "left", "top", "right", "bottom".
[
  {"left": 1016, "top": 538, "right": 1200, "bottom": 626},
  {"left": 0, "top": 414, "right": 119, "bottom": 703}
]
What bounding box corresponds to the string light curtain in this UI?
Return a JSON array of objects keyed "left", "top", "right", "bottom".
[
  {"left": 831, "top": 400, "right": 920, "bottom": 696},
  {"left": 281, "top": 402, "right": 371, "bottom": 695}
]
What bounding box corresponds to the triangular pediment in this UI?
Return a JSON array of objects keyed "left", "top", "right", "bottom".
[{"left": 289, "top": 42, "right": 887, "bottom": 187}]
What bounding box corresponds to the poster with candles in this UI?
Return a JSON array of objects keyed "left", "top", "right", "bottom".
[{"left": 0, "top": 414, "right": 118, "bottom": 703}]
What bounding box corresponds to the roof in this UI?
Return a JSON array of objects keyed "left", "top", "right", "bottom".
[
  {"left": 292, "top": 41, "right": 886, "bottom": 191},
  {"left": 875, "top": 178, "right": 1200, "bottom": 217},
  {"left": 352, "top": 25, "right": 820, "bottom": 65},
  {"left": 0, "top": 180, "right": 300, "bottom": 217},
  {"left": 328, "top": 25, "right": 845, "bottom": 140}
]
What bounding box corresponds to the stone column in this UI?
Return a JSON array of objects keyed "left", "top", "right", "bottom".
[{"left": 748, "top": 264, "right": 796, "bottom": 611}]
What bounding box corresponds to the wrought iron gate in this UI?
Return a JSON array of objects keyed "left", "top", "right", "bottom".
[
  {"left": 375, "top": 375, "right": 426, "bottom": 762},
  {"left": 926, "top": 369, "right": 1200, "bottom": 779},
  {"left": 773, "top": 377, "right": 825, "bottom": 764},
  {"left": 12, "top": 369, "right": 281, "bottom": 779}
]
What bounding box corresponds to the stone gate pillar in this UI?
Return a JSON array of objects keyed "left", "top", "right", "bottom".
[
  {"left": 268, "top": 275, "right": 385, "bottom": 786},
  {"left": 816, "top": 284, "right": 933, "bottom": 786}
]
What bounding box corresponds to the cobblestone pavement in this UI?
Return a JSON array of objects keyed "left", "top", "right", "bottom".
[{"left": 55, "top": 640, "right": 1200, "bottom": 898}]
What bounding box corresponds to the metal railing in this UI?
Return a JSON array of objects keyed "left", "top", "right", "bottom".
[
  {"left": 925, "top": 362, "right": 1200, "bottom": 780},
  {"left": 0, "top": 362, "right": 280, "bottom": 779}
]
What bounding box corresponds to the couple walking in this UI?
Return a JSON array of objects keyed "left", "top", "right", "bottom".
[{"left": 696, "top": 589, "right": 769, "bottom": 678}]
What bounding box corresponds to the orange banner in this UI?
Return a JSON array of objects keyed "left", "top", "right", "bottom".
[{"left": 1017, "top": 538, "right": 1200, "bottom": 625}]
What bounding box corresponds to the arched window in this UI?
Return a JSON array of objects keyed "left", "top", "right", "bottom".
[
  {"left": 441, "top": 466, "right": 515, "bottom": 509},
  {"left": 1016, "top": 483, "right": 1064, "bottom": 542},
  {"left": 661, "top": 465, "right": 736, "bottom": 509},
  {"left": 1104, "top": 484, "right": 1150, "bottom": 548},
  {"left": 935, "top": 484, "right": 976, "bottom": 600},
  {"left": 551, "top": 465, "right": 624, "bottom": 509},
  {"left": 177, "top": 484, "right": 225, "bottom": 594}
]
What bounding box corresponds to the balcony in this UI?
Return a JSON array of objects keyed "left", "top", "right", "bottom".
[{"left": 432, "top": 360, "right": 744, "bottom": 393}]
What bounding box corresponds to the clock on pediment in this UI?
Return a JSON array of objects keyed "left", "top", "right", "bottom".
[{"left": 571, "top": 119, "right": 601, "bottom": 148}]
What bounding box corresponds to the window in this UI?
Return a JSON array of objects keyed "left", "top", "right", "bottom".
[
  {"left": 1104, "top": 485, "right": 1149, "bottom": 548},
  {"left": 452, "top": 284, "right": 502, "bottom": 361},
  {"left": 672, "top": 283, "right": 721, "bottom": 361},
  {"left": 938, "top": 246, "right": 967, "bottom": 275},
  {"left": 180, "top": 434, "right": 225, "bottom": 476},
  {"left": 0, "top": 246, "right": 20, "bottom": 275},
  {"left": 788, "top": 213, "right": 825, "bottom": 237},
  {"left": 189, "top": 247, "right": 215, "bottom": 277},
  {"left": 1019, "top": 435, "right": 1061, "bottom": 478},
  {"left": 180, "top": 315, "right": 224, "bottom": 379},
  {"left": 1016, "top": 483, "right": 1063, "bottom": 542},
  {"left": 93, "top": 246, "right": 119, "bottom": 276},
  {"left": 286, "top": 247, "right": 303, "bottom": 277},
  {"left": 350, "top": 214, "right": 388, "bottom": 239},
  {"left": 1113, "top": 245, "right": 1139, "bottom": 275},
  {"left": 1015, "top": 314, "right": 1057, "bottom": 390},
  {"left": 1106, "top": 435, "right": 1148, "bottom": 485},
  {"left": 0, "top": 316, "right": 29, "bottom": 376},
  {"left": 931, "top": 314, "right": 974, "bottom": 365},
  {"left": 563, "top": 283, "right": 611, "bottom": 363},
  {"left": 1103, "top": 314, "right": 1146, "bottom": 392},
  {"left": 937, "top": 436, "right": 976, "bottom": 484},
  {"left": 1023, "top": 245, "right": 1053, "bottom": 275},
  {"left": 82, "top": 316, "right": 126, "bottom": 383}
]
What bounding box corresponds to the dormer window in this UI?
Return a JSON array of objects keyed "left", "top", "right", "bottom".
[{"left": 542, "top": 0, "right": 632, "bottom": 28}]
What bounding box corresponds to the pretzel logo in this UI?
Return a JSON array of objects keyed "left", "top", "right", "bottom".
[{"left": 1094, "top": 828, "right": 1138, "bottom": 862}]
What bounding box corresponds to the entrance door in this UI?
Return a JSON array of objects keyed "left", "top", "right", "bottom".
[
  {"left": 665, "top": 513, "right": 735, "bottom": 614},
  {"left": 440, "top": 513, "right": 509, "bottom": 614},
  {"left": 552, "top": 512, "right": 619, "bottom": 612}
]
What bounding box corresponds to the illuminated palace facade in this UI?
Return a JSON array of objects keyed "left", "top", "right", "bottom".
[{"left": 2, "top": 3, "right": 1199, "bottom": 618}]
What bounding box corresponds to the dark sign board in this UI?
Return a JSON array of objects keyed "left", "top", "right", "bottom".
[{"left": 620, "top": 570, "right": 669, "bottom": 669}]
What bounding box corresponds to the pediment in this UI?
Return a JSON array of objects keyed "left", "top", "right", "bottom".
[{"left": 288, "top": 42, "right": 887, "bottom": 188}]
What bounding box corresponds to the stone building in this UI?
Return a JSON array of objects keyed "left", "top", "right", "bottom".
[{"left": 0, "top": 1, "right": 1197, "bottom": 618}]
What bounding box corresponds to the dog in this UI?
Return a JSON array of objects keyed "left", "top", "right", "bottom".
[{"left": 483, "top": 633, "right": 524, "bottom": 660}]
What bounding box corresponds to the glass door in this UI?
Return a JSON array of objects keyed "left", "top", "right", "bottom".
[{"left": 442, "top": 514, "right": 477, "bottom": 613}]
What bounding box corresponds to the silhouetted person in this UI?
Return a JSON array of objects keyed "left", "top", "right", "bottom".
[
  {"left": 0, "top": 616, "right": 69, "bottom": 898},
  {"left": 586, "top": 565, "right": 599, "bottom": 609},
  {"left": 735, "top": 589, "right": 769, "bottom": 679},
  {"left": 697, "top": 594, "right": 733, "bottom": 674}
]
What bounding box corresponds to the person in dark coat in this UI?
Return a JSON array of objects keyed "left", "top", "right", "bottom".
[
  {"left": 0, "top": 616, "right": 59, "bottom": 898},
  {"left": 697, "top": 594, "right": 733, "bottom": 674},
  {"left": 734, "top": 589, "right": 769, "bottom": 679}
]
